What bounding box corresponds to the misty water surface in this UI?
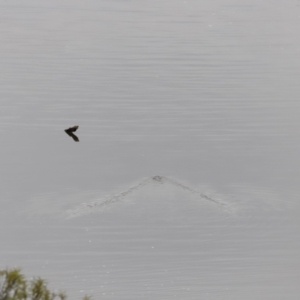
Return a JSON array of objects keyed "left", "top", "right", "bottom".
[{"left": 1, "top": 0, "right": 300, "bottom": 299}]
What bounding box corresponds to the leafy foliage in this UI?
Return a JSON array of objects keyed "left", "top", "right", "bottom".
[{"left": 0, "top": 269, "right": 90, "bottom": 300}]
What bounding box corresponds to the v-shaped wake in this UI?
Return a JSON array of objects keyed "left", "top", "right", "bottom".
[{"left": 66, "top": 176, "right": 226, "bottom": 219}]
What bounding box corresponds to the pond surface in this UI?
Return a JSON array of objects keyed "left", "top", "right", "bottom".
[{"left": 0, "top": 0, "right": 300, "bottom": 299}]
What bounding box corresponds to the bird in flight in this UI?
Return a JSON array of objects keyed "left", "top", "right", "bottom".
[{"left": 65, "top": 125, "right": 79, "bottom": 142}]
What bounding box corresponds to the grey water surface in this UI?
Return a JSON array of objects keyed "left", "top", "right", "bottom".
[{"left": 1, "top": 0, "right": 300, "bottom": 299}]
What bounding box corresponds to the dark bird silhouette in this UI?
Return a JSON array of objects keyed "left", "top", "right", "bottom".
[{"left": 65, "top": 125, "right": 79, "bottom": 142}]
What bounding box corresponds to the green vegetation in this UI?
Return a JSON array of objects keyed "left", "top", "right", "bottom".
[{"left": 0, "top": 269, "right": 90, "bottom": 300}]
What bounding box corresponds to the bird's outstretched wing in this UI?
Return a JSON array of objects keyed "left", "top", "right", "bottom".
[
  {"left": 65, "top": 125, "right": 79, "bottom": 133},
  {"left": 66, "top": 131, "right": 79, "bottom": 142},
  {"left": 65, "top": 125, "right": 79, "bottom": 142}
]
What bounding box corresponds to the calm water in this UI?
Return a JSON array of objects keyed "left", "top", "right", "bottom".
[{"left": 1, "top": 0, "right": 300, "bottom": 299}]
